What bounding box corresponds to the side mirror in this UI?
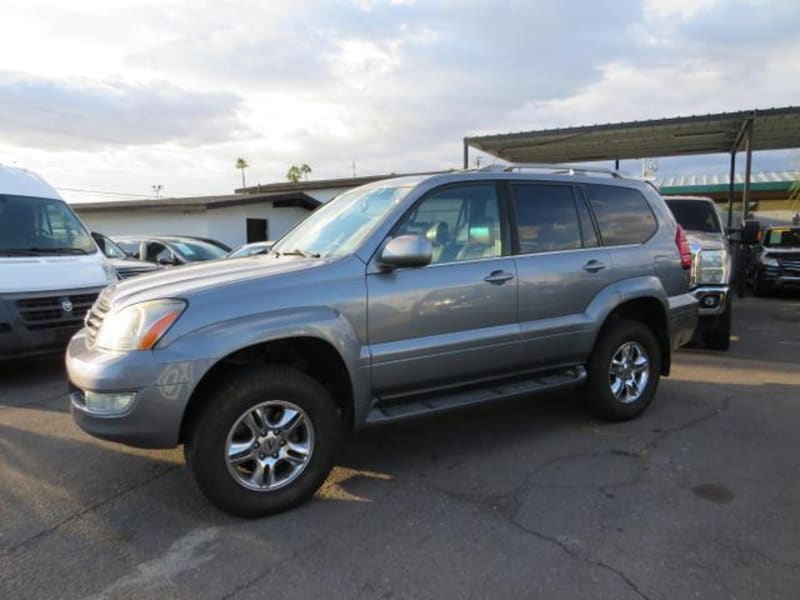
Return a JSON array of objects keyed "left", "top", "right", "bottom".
[
  {"left": 157, "top": 255, "right": 176, "bottom": 266},
  {"left": 379, "top": 234, "right": 433, "bottom": 269}
]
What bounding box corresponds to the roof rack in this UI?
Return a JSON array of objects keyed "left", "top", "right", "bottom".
[{"left": 478, "top": 162, "right": 628, "bottom": 179}]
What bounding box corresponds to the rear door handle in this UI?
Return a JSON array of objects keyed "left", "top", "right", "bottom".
[
  {"left": 583, "top": 260, "right": 606, "bottom": 273},
  {"left": 484, "top": 270, "right": 514, "bottom": 284}
]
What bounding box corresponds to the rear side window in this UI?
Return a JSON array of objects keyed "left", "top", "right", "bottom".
[
  {"left": 585, "top": 184, "right": 658, "bottom": 246},
  {"left": 511, "top": 183, "right": 582, "bottom": 254}
]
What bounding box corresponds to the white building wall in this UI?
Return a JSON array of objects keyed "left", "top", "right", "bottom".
[{"left": 76, "top": 203, "right": 314, "bottom": 249}]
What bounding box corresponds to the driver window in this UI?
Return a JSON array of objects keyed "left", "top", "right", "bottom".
[
  {"left": 395, "top": 184, "right": 502, "bottom": 264},
  {"left": 146, "top": 242, "right": 169, "bottom": 263}
]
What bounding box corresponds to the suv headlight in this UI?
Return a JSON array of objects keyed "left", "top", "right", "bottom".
[
  {"left": 95, "top": 299, "right": 186, "bottom": 351},
  {"left": 697, "top": 250, "right": 728, "bottom": 285},
  {"left": 759, "top": 255, "right": 779, "bottom": 267}
]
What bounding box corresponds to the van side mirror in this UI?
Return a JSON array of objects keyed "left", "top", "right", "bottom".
[{"left": 379, "top": 235, "right": 433, "bottom": 269}]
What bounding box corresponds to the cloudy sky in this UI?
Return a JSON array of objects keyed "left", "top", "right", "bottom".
[{"left": 1, "top": 0, "right": 798, "bottom": 203}]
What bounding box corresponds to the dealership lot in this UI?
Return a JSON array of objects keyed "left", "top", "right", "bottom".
[{"left": 1, "top": 296, "right": 799, "bottom": 599}]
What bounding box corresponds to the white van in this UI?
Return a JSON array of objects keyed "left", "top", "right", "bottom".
[{"left": 0, "top": 164, "right": 116, "bottom": 358}]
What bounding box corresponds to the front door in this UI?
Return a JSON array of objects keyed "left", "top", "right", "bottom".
[{"left": 367, "top": 183, "right": 519, "bottom": 398}]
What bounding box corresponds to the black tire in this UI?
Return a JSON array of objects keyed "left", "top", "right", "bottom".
[
  {"left": 752, "top": 276, "right": 771, "bottom": 297},
  {"left": 579, "top": 318, "right": 661, "bottom": 422},
  {"left": 701, "top": 298, "right": 732, "bottom": 351},
  {"left": 185, "top": 365, "right": 341, "bottom": 518}
]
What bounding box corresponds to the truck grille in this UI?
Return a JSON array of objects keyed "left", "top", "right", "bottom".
[
  {"left": 84, "top": 292, "right": 112, "bottom": 347},
  {"left": 778, "top": 257, "right": 800, "bottom": 274},
  {"left": 16, "top": 293, "right": 98, "bottom": 332}
]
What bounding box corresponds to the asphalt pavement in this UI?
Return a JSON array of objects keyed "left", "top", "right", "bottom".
[{"left": 1, "top": 295, "right": 799, "bottom": 599}]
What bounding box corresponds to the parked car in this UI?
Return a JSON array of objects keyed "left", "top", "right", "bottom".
[
  {"left": 749, "top": 226, "right": 800, "bottom": 296},
  {"left": 0, "top": 164, "right": 116, "bottom": 359},
  {"left": 226, "top": 241, "right": 274, "bottom": 258},
  {"left": 664, "top": 196, "right": 732, "bottom": 350},
  {"left": 166, "top": 235, "right": 231, "bottom": 253},
  {"left": 67, "top": 165, "right": 697, "bottom": 517},
  {"left": 91, "top": 232, "right": 160, "bottom": 279},
  {"left": 113, "top": 235, "right": 229, "bottom": 266}
]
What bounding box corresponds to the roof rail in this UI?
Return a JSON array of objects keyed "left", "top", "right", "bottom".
[{"left": 479, "top": 162, "right": 628, "bottom": 179}]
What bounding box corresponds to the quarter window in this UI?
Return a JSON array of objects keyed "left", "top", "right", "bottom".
[
  {"left": 511, "top": 184, "right": 582, "bottom": 254},
  {"left": 585, "top": 184, "right": 657, "bottom": 246}
]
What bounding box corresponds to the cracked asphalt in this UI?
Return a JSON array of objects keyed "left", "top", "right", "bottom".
[{"left": 2, "top": 295, "right": 800, "bottom": 599}]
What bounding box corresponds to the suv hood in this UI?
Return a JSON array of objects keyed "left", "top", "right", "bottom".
[
  {"left": 685, "top": 230, "right": 726, "bottom": 252},
  {"left": 108, "top": 253, "right": 329, "bottom": 308}
]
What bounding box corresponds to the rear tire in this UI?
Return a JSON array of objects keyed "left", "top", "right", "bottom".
[
  {"left": 185, "top": 365, "right": 341, "bottom": 518},
  {"left": 701, "top": 297, "right": 732, "bottom": 351},
  {"left": 580, "top": 318, "right": 661, "bottom": 422}
]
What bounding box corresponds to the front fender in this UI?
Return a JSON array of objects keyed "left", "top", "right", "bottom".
[{"left": 152, "top": 307, "right": 372, "bottom": 426}]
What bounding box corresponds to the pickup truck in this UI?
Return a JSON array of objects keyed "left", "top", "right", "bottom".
[{"left": 664, "top": 196, "right": 731, "bottom": 350}]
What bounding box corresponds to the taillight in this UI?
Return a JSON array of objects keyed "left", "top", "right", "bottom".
[{"left": 676, "top": 225, "right": 692, "bottom": 270}]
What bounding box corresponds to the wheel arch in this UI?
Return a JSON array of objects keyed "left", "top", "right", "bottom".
[
  {"left": 598, "top": 296, "right": 671, "bottom": 376},
  {"left": 178, "top": 335, "right": 358, "bottom": 444}
]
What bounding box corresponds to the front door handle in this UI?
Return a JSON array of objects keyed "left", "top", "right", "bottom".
[
  {"left": 484, "top": 270, "right": 514, "bottom": 284},
  {"left": 582, "top": 260, "right": 606, "bottom": 273}
]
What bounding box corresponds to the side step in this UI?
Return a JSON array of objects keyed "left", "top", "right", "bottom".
[{"left": 366, "top": 366, "right": 587, "bottom": 425}]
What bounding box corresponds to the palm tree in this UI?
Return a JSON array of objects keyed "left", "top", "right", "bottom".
[
  {"left": 300, "top": 163, "right": 312, "bottom": 181},
  {"left": 236, "top": 158, "right": 249, "bottom": 188},
  {"left": 286, "top": 165, "right": 301, "bottom": 183}
]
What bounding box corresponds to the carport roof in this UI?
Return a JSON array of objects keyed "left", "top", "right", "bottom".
[{"left": 465, "top": 107, "right": 800, "bottom": 163}]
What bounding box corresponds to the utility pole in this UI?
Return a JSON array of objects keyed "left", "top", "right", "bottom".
[
  {"left": 352, "top": 160, "right": 357, "bottom": 177},
  {"left": 152, "top": 184, "right": 163, "bottom": 199}
]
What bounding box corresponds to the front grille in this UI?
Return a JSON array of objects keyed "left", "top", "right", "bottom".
[
  {"left": 16, "top": 293, "right": 98, "bottom": 332},
  {"left": 85, "top": 291, "right": 112, "bottom": 347},
  {"left": 779, "top": 258, "right": 800, "bottom": 274}
]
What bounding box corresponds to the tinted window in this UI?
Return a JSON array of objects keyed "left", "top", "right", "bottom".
[
  {"left": 116, "top": 240, "right": 141, "bottom": 257},
  {"left": 512, "top": 184, "right": 581, "bottom": 254},
  {"left": 586, "top": 185, "right": 657, "bottom": 245},
  {"left": 169, "top": 240, "right": 227, "bottom": 261},
  {"left": 764, "top": 228, "right": 800, "bottom": 248},
  {"left": 664, "top": 199, "right": 721, "bottom": 233},
  {"left": 396, "top": 184, "right": 503, "bottom": 264}
]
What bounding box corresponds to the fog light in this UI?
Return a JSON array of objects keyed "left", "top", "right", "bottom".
[
  {"left": 702, "top": 295, "right": 720, "bottom": 308},
  {"left": 84, "top": 391, "right": 136, "bottom": 415}
]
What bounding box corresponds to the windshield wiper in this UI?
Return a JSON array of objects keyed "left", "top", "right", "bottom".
[
  {"left": 277, "top": 248, "right": 321, "bottom": 258},
  {"left": 0, "top": 247, "right": 88, "bottom": 256}
]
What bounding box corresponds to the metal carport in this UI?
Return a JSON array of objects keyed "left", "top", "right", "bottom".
[{"left": 464, "top": 106, "right": 800, "bottom": 229}]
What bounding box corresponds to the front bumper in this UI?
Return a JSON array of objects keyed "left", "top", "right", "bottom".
[
  {"left": 756, "top": 267, "right": 800, "bottom": 289},
  {"left": 66, "top": 330, "right": 207, "bottom": 449},
  {"left": 668, "top": 292, "right": 699, "bottom": 350},
  {"left": 691, "top": 285, "right": 729, "bottom": 316}
]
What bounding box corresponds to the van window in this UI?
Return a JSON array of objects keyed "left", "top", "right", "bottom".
[
  {"left": 585, "top": 185, "right": 657, "bottom": 246},
  {"left": 511, "top": 184, "right": 582, "bottom": 254},
  {"left": 0, "top": 195, "right": 95, "bottom": 255}
]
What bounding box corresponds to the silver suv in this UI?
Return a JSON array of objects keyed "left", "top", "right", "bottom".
[{"left": 66, "top": 165, "right": 698, "bottom": 517}]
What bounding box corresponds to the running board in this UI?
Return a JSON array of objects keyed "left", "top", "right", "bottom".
[{"left": 366, "top": 366, "right": 587, "bottom": 424}]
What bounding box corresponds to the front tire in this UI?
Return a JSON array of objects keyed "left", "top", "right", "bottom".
[
  {"left": 580, "top": 318, "right": 661, "bottom": 421},
  {"left": 185, "top": 365, "right": 341, "bottom": 518},
  {"left": 701, "top": 297, "right": 732, "bottom": 351}
]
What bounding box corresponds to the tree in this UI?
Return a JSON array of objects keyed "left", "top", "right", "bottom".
[
  {"left": 286, "top": 164, "right": 312, "bottom": 183},
  {"left": 236, "top": 158, "right": 249, "bottom": 188}
]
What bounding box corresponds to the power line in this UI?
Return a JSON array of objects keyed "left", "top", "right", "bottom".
[{"left": 56, "top": 187, "right": 154, "bottom": 198}]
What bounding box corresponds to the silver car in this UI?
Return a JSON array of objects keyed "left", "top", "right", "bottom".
[{"left": 67, "top": 166, "right": 697, "bottom": 517}]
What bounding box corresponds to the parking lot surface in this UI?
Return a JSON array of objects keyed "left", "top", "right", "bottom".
[{"left": 1, "top": 295, "right": 799, "bottom": 599}]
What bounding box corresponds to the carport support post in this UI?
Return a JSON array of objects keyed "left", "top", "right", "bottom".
[
  {"left": 727, "top": 151, "right": 736, "bottom": 230},
  {"left": 741, "top": 120, "right": 753, "bottom": 225},
  {"left": 463, "top": 138, "right": 469, "bottom": 169}
]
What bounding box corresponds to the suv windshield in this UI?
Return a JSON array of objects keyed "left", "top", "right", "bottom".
[
  {"left": 0, "top": 195, "right": 96, "bottom": 255},
  {"left": 273, "top": 185, "right": 413, "bottom": 258},
  {"left": 764, "top": 227, "right": 800, "bottom": 248},
  {"left": 665, "top": 199, "right": 721, "bottom": 233}
]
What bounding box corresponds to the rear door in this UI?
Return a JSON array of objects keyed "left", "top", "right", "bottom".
[
  {"left": 511, "top": 182, "right": 615, "bottom": 368},
  {"left": 366, "top": 182, "right": 520, "bottom": 398}
]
